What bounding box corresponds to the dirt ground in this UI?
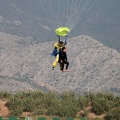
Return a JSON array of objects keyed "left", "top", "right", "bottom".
[{"left": 0, "top": 99, "right": 9, "bottom": 116}]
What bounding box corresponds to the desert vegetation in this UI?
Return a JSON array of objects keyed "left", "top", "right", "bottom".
[{"left": 0, "top": 91, "right": 120, "bottom": 120}]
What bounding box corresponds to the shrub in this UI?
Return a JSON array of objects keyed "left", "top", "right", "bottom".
[
  {"left": 57, "top": 92, "right": 78, "bottom": 117},
  {"left": 77, "top": 95, "right": 89, "bottom": 109},
  {"left": 44, "top": 92, "right": 59, "bottom": 108},
  {"left": 0, "top": 91, "right": 11, "bottom": 99},
  {"left": 4, "top": 91, "right": 120, "bottom": 117},
  {"left": 33, "top": 106, "right": 46, "bottom": 115},
  {"left": 92, "top": 98, "right": 112, "bottom": 115},
  {"left": 46, "top": 92, "right": 78, "bottom": 117},
  {"left": 106, "top": 107, "right": 120, "bottom": 120},
  {"left": 10, "top": 106, "right": 24, "bottom": 116}
]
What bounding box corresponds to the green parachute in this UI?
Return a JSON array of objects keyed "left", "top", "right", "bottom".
[{"left": 55, "top": 27, "right": 70, "bottom": 36}]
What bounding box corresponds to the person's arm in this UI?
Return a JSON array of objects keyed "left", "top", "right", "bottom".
[
  {"left": 59, "top": 49, "right": 62, "bottom": 61},
  {"left": 64, "top": 35, "right": 68, "bottom": 45},
  {"left": 65, "top": 53, "right": 67, "bottom": 61},
  {"left": 57, "top": 35, "right": 60, "bottom": 43}
]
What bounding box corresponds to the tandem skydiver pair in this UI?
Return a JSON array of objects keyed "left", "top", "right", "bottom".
[{"left": 51, "top": 27, "right": 70, "bottom": 72}]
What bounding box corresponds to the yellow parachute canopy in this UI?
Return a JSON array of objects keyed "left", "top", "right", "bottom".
[{"left": 55, "top": 27, "right": 70, "bottom": 36}]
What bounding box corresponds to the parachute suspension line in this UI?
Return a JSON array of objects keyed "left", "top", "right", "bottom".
[
  {"left": 67, "top": 0, "right": 76, "bottom": 29},
  {"left": 57, "top": 0, "right": 61, "bottom": 28},
  {"left": 66, "top": 0, "right": 89, "bottom": 30},
  {"left": 71, "top": 0, "right": 91, "bottom": 26},
  {"left": 66, "top": 0, "right": 70, "bottom": 27},
  {"left": 68, "top": 0, "right": 83, "bottom": 29},
  {"left": 52, "top": 0, "right": 58, "bottom": 29},
  {"left": 44, "top": 0, "right": 60, "bottom": 30},
  {"left": 62, "top": 1, "right": 68, "bottom": 27},
  {"left": 40, "top": 0, "right": 54, "bottom": 30},
  {"left": 57, "top": 0, "right": 68, "bottom": 28},
  {"left": 71, "top": 0, "right": 81, "bottom": 24},
  {"left": 66, "top": 0, "right": 71, "bottom": 28},
  {"left": 39, "top": 0, "right": 49, "bottom": 27},
  {"left": 39, "top": 0, "right": 97, "bottom": 32},
  {"left": 71, "top": 0, "right": 97, "bottom": 30},
  {"left": 69, "top": 0, "right": 91, "bottom": 30},
  {"left": 46, "top": 0, "right": 54, "bottom": 29},
  {"left": 69, "top": 0, "right": 81, "bottom": 28},
  {"left": 60, "top": 0, "right": 63, "bottom": 27},
  {"left": 67, "top": 0, "right": 74, "bottom": 26},
  {"left": 49, "top": 0, "right": 59, "bottom": 29}
]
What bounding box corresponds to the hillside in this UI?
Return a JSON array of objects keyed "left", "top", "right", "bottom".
[{"left": 0, "top": 32, "right": 120, "bottom": 94}]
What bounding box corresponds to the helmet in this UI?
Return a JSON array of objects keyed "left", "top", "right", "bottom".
[{"left": 59, "top": 41, "right": 64, "bottom": 44}]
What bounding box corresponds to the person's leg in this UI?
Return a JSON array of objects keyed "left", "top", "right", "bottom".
[
  {"left": 61, "top": 62, "right": 64, "bottom": 71},
  {"left": 60, "top": 63, "right": 62, "bottom": 70},
  {"left": 66, "top": 61, "right": 69, "bottom": 70},
  {"left": 63, "top": 61, "right": 69, "bottom": 70},
  {"left": 52, "top": 54, "right": 59, "bottom": 69}
]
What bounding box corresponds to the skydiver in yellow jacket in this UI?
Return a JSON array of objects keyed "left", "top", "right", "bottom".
[{"left": 51, "top": 35, "right": 68, "bottom": 70}]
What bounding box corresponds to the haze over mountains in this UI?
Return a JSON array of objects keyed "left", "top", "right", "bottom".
[
  {"left": 0, "top": 32, "right": 120, "bottom": 94},
  {"left": 0, "top": 0, "right": 120, "bottom": 50}
]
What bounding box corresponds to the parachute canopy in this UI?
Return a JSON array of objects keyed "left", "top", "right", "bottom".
[{"left": 55, "top": 27, "right": 70, "bottom": 36}]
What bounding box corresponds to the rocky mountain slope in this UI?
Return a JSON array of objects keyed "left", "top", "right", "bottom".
[{"left": 0, "top": 32, "right": 120, "bottom": 94}]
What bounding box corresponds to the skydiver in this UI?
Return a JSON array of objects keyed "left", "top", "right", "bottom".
[
  {"left": 59, "top": 47, "right": 69, "bottom": 72},
  {"left": 51, "top": 41, "right": 65, "bottom": 70},
  {"left": 51, "top": 34, "right": 68, "bottom": 70}
]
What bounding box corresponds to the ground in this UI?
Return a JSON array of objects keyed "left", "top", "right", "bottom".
[
  {"left": 0, "top": 99, "right": 105, "bottom": 120},
  {"left": 0, "top": 99, "right": 9, "bottom": 116}
]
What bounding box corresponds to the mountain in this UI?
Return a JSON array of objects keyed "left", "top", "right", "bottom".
[
  {"left": 0, "top": 32, "right": 120, "bottom": 94},
  {"left": 0, "top": 0, "right": 120, "bottom": 50}
]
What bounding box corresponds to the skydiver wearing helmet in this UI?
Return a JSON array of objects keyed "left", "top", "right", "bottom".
[
  {"left": 51, "top": 40, "right": 65, "bottom": 70},
  {"left": 51, "top": 27, "right": 70, "bottom": 70}
]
